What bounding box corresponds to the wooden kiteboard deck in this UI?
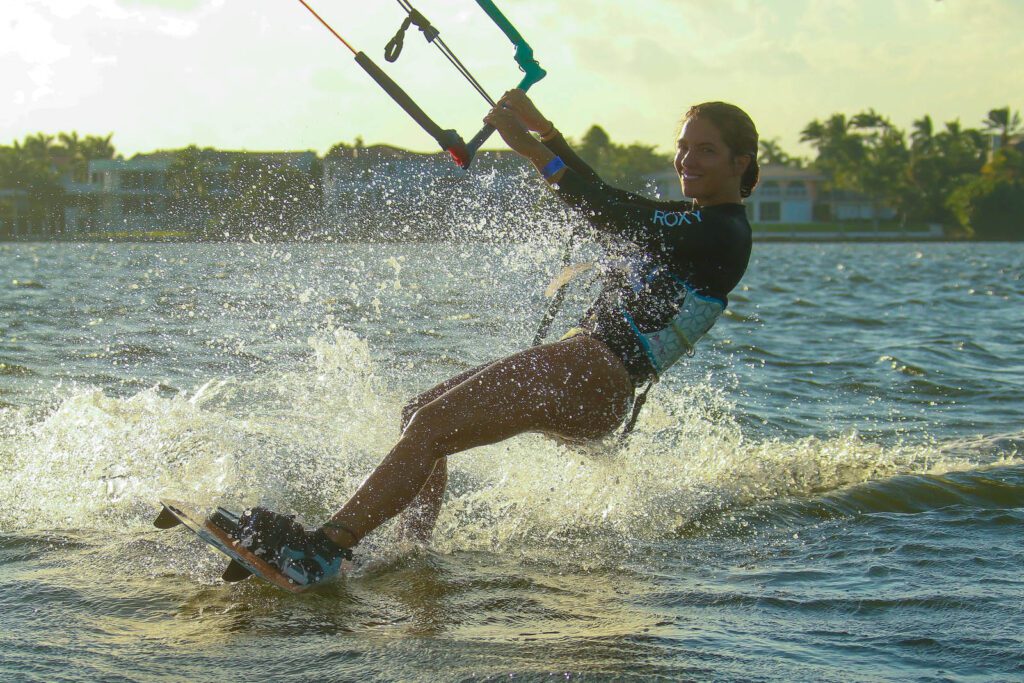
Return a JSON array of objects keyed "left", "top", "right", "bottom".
[{"left": 154, "top": 499, "right": 312, "bottom": 594}]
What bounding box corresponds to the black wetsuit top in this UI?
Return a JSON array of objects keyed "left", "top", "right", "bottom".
[{"left": 543, "top": 134, "right": 752, "bottom": 384}]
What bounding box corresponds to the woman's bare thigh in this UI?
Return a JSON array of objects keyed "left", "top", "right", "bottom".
[
  {"left": 402, "top": 359, "right": 500, "bottom": 430},
  {"left": 407, "top": 335, "right": 633, "bottom": 455}
]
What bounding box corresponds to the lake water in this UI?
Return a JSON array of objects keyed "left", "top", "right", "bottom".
[{"left": 0, "top": 239, "right": 1021, "bottom": 681}]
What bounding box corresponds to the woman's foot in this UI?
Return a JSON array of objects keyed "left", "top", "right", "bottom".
[{"left": 233, "top": 507, "right": 353, "bottom": 586}]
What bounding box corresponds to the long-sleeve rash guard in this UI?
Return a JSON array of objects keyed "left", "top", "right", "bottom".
[{"left": 542, "top": 133, "right": 752, "bottom": 382}]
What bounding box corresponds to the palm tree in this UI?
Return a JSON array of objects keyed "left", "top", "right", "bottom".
[
  {"left": 803, "top": 111, "right": 910, "bottom": 228},
  {"left": 7, "top": 134, "right": 63, "bottom": 235},
  {"left": 578, "top": 125, "right": 611, "bottom": 168},
  {"left": 906, "top": 117, "right": 988, "bottom": 225},
  {"left": 80, "top": 133, "right": 116, "bottom": 162},
  {"left": 910, "top": 115, "right": 934, "bottom": 153},
  {"left": 758, "top": 138, "right": 798, "bottom": 167},
  {"left": 983, "top": 107, "right": 1022, "bottom": 149},
  {"left": 58, "top": 131, "right": 86, "bottom": 182},
  {"left": 18, "top": 133, "right": 59, "bottom": 166},
  {"left": 849, "top": 111, "right": 909, "bottom": 228},
  {"left": 801, "top": 113, "right": 865, "bottom": 189}
]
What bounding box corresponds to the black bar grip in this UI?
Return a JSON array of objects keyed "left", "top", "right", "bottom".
[
  {"left": 355, "top": 51, "right": 448, "bottom": 143},
  {"left": 355, "top": 51, "right": 469, "bottom": 168}
]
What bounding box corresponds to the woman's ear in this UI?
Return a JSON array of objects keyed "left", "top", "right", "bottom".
[{"left": 733, "top": 153, "right": 752, "bottom": 178}]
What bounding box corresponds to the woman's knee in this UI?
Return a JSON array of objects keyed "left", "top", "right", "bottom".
[
  {"left": 400, "top": 402, "right": 419, "bottom": 432},
  {"left": 399, "top": 404, "right": 447, "bottom": 452},
  {"left": 402, "top": 400, "right": 485, "bottom": 457}
]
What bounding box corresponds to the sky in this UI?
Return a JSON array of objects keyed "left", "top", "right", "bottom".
[{"left": 2, "top": 0, "right": 1022, "bottom": 159}]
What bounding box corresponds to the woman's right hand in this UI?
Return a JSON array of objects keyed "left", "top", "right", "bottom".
[
  {"left": 497, "top": 89, "right": 554, "bottom": 135},
  {"left": 483, "top": 103, "right": 538, "bottom": 155}
]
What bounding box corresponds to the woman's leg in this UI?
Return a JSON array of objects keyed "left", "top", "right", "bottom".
[
  {"left": 396, "top": 360, "right": 498, "bottom": 541},
  {"left": 323, "top": 335, "right": 632, "bottom": 547},
  {"left": 396, "top": 457, "right": 447, "bottom": 542},
  {"left": 400, "top": 359, "right": 499, "bottom": 431}
]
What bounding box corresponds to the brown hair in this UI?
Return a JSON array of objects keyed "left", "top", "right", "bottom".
[{"left": 683, "top": 102, "right": 759, "bottom": 198}]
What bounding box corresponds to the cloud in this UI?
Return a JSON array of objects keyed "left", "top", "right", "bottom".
[
  {"left": 1, "top": 0, "right": 1021, "bottom": 156},
  {"left": 117, "top": 0, "right": 205, "bottom": 11}
]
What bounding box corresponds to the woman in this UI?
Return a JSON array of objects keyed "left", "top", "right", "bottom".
[{"left": 231, "top": 91, "right": 758, "bottom": 587}]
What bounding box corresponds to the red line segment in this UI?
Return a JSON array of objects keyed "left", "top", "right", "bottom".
[{"left": 295, "top": 0, "right": 358, "bottom": 55}]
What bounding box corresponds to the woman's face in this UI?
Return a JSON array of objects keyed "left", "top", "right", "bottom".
[{"left": 674, "top": 117, "right": 747, "bottom": 205}]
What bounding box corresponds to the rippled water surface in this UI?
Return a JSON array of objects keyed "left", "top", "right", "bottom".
[{"left": 1, "top": 240, "right": 1022, "bottom": 681}]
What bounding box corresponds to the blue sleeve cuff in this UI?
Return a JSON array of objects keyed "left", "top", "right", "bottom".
[{"left": 542, "top": 155, "right": 566, "bottom": 180}]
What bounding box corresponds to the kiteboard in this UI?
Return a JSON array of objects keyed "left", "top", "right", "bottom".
[{"left": 154, "top": 500, "right": 318, "bottom": 594}]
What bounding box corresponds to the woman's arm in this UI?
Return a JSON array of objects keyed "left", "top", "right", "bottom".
[
  {"left": 494, "top": 90, "right": 684, "bottom": 209},
  {"left": 484, "top": 101, "right": 566, "bottom": 184},
  {"left": 498, "top": 90, "right": 603, "bottom": 182},
  {"left": 484, "top": 92, "right": 693, "bottom": 251}
]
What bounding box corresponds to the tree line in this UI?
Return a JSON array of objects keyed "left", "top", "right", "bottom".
[
  {"left": 0, "top": 132, "right": 116, "bottom": 234},
  {"left": 0, "top": 137, "right": 322, "bottom": 239},
  {"left": 796, "top": 106, "right": 1022, "bottom": 239},
  {"left": 1, "top": 105, "right": 1021, "bottom": 240},
  {"left": 160, "top": 146, "right": 323, "bottom": 240}
]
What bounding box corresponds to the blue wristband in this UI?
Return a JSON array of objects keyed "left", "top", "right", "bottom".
[{"left": 542, "top": 156, "right": 566, "bottom": 180}]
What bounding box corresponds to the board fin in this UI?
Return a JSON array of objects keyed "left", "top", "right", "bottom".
[
  {"left": 222, "top": 559, "right": 254, "bottom": 583},
  {"left": 154, "top": 505, "right": 184, "bottom": 529}
]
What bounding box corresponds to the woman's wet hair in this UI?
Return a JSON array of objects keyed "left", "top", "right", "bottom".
[{"left": 683, "top": 102, "right": 760, "bottom": 198}]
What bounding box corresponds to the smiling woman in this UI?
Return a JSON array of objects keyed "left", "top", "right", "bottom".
[
  {"left": 485, "top": 92, "right": 757, "bottom": 382},
  {"left": 214, "top": 90, "right": 759, "bottom": 589}
]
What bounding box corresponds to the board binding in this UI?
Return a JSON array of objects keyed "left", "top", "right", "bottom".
[{"left": 154, "top": 500, "right": 320, "bottom": 593}]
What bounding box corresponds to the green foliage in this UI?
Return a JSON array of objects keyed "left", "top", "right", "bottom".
[
  {"left": 57, "top": 132, "right": 117, "bottom": 182},
  {"left": 1, "top": 131, "right": 117, "bottom": 187},
  {"left": 801, "top": 110, "right": 910, "bottom": 224},
  {"left": 325, "top": 137, "right": 366, "bottom": 160},
  {"left": 947, "top": 149, "right": 1024, "bottom": 240},
  {"left": 905, "top": 117, "right": 987, "bottom": 224},
  {"left": 800, "top": 108, "right": 1014, "bottom": 230},
  {"left": 2, "top": 108, "right": 1021, "bottom": 240},
  {"left": 574, "top": 125, "right": 671, "bottom": 192},
  {"left": 165, "top": 146, "right": 219, "bottom": 224},
  {"left": 758, "top": 138, "right": 803, "bottom": 167},
  {"left": 0, "top": 130, "right": 116, "bottom": 234},
  {"left": 983, "top": 107, "right": 1022, "bottom": 149}
]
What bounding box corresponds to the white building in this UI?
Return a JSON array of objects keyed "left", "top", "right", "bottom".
[{"left": 66, "top": 150, "right": 317, "bottom": 234}]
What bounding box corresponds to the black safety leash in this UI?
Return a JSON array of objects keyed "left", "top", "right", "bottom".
[{"left": 620, "top": 379, "right": 655, "bottom": 437}]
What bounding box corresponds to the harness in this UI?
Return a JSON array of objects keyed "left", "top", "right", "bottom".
[
  {"left": 539, "top": 263, "right": 724, "bottom": 436},
  {"left": 621, "top": 273, "right": 725, "bottom": 377}
]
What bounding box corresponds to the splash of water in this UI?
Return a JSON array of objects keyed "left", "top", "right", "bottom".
[{"left": 1, "top": 325, "right": 1010, "bottom": 569}]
